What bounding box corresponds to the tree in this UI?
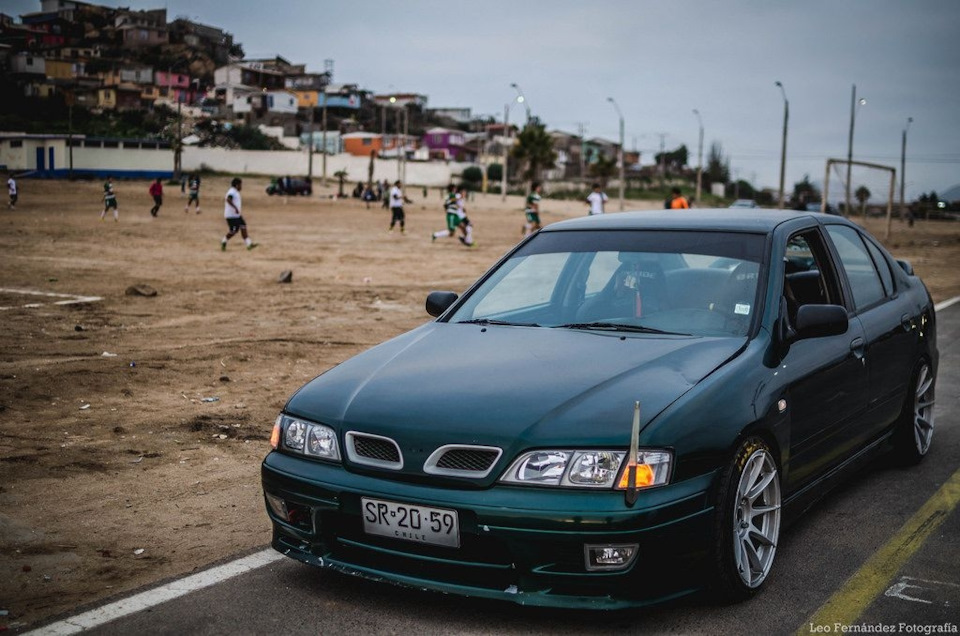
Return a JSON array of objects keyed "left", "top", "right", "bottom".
[
  {"left": 790, "top": 174, "right": 821, "bottom": 209},
  {"left": 462, "top": 166, "right": 483, "bottom": 190},
  {"left": 654, "top": 145, "right": 689, "bottom": 175},
  {"left": 588, "top": 153, "right": 617, "bottom": 188},
  {"left": 855, "top": 185, "right": 871, "bottom": 216},
  {"left": 486, "top": 163, "right": 503, "bottom": 183},
  {"left": 511, "top": 121, "right": 557, "bottom": 185},
  {"left": 705, "top": 142, "right": 730, "bottom": 186}
]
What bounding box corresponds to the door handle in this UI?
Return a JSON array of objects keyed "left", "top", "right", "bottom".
[{"left": 850, "top": 337, "right": 866, "bottom": 364}]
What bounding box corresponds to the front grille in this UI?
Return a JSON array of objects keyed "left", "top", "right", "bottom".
[
  {"left": 437, "top": 448, "right": 498, "bottom": 472},
  {"left": 345, "top": 431, "right": 403, "bottom": 469},
  {"left": 424, "top": 445, "right": 502, "bottom": 478}
]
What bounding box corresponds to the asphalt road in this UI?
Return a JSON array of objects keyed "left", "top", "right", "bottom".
[{"left": 29, "top": 302, "right": 960, "bottom": 636}]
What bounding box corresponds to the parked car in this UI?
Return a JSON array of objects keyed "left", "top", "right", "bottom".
[
  {"left": 266, "top": 177, "right": 312, "bottom": 196},
  {"left": 262, "top": 209, "right": 937, "bottom": 608},
  {"left": 729, "top": 198, "right": 759, "bottom": 208}
]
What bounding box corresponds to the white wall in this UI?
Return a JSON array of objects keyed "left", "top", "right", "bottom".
[
  {"left": 0, "top": 137, "right": 474, "bottom": 186},
  {"left": 183, "top": 147, "right": 472, "bottom": 186}
]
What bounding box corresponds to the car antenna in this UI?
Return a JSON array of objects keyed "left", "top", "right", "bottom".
[{"left": 625, "top": 401, "right": 641, "bottom": 506}]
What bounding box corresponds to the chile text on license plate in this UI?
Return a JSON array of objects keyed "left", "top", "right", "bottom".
[{"left": 361, "top": 497, "right": 460, "bottom": 548}]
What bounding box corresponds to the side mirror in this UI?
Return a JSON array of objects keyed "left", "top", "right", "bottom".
[
  {"left": 896, "top": 259, "right": 914, "bottom": 275},
  {"left": 794, "top": 304, "right": 848, "bottom": 340},
  {"left": 426, "top": 291, "right": 458, "bottom": 317}
]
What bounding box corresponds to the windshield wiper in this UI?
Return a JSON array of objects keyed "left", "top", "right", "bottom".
[
  {"left": 556, "top": 322, "right": 690, "bottom": 336},
  {"left": 456, "top": 318, "right": 542, "bottom": 327}
]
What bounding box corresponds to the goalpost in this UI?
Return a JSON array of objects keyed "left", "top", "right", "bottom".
[{"left": 823, "top": 158, "right": 897, "bottom": 239}]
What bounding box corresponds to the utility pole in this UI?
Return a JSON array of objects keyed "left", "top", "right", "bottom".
[
  {"left": 692, "top": 109, "right": 704, "bottom": 205},
  {"left": 395, "top": 103, "right": 402, "bottom": 182},
  {"left": 845, "top": 84, "right": 866, "bottom": 217},
  {"left": 501, "top": 103, "right": 509, "bottom": 202},
  {"left": 607, "top": 97, "right": 625, "bottom": 211},
  {"left": 576, "top": 121, "right": 587, "bottom": 183},
  {"left": 775, "top": 81, "right": 789, "bottom": 209},
  {"left": 402, "top": 106, "right": 408, "bottom": 184},
  {"left": 900, "top": 116, "right": 913, "bottom": 224},
  {"left": 321, "top": 90, "right": 328, "bottom": 187},
  {"left": 658, "top": 133, "right": 666, "bottom": 192},
  {"left": 307, "top": 100, "right": 315, "bottom": 180}
]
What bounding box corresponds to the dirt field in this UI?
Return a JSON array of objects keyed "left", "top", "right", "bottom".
[{"left": 1, "top": 177, "right": 957, "bottom": 630}]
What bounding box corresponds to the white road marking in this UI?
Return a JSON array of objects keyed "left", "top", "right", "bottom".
[
  {"left": 24, "top": 550, "right": 283, "bottom": 635},
  {"left": 935, "top": 295, "right": 960, "bottom": 312},
  {"left": 0, "top": 288, "right": 102, "bottom": 310}
]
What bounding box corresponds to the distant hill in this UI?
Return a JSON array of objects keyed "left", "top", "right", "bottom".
[{"left": 939, "top": 184, "right": 960, "bottom": 202}]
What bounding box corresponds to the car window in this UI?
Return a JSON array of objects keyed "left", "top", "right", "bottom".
[
  {"left": 825, "top": 225, "right": 887, "bottom": 310},
  {"left": 863, "top": 237, "right": 895, "bottom": 296},
  {"left": 782, "top": 230, "right": 843, "bottom": 323},
  {"left": 449, "top": 230, "right": 766, "bottom": 337},
  {"left": 470, "top": 252, "right": 569, "bottom": 317}
]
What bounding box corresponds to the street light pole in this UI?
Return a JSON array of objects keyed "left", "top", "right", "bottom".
[
  {"left": 501, "top": 103, "right": 509, "bottom": 202},
  {"left": 321, "top": 90, "right": 328, "bottom": 187},
  {"left": 845, "top": 84, "right": 866, "bottom": 217},
  {"left": 607, "top": 97, "right": 624, "bottom": 211},
  {"left": 510, "top": 82, "right": 530, "bottom": 124},
  {"left": 900, "top": 116, "right": 913, "bottom": 225},
  {"left": 775, "top": 81, "right": 788, "bottom": 209},
  {"left": 692, "top": 109, "right": 704, "bottom": 206}
]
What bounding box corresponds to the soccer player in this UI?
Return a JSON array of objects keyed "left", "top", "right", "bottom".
[
  {"left": 523, "top": 181, "right": 543, "bottom": 236},
  {"left": 149, "top": 177, "right": 163, "bottom": 217},
  {"left": 431, "top": 184, "right": 461, "bottom": 242},
  {"left": 100, "top": 176, "right": 119, "bottom": 221},
  {"left": 185, "top": 174, "right": 201, "bottom": 214},
  {"left": 220, "top": 178, "right": 258, "bottom": 251},
  {"left": 585, "top": 183, "right": 608, "bottom": 215},
  {"left": 388, "top": 180, "right": 412, "bottom": 233},
  {"left": 7, "top": 173, "right": 17, "bottom": 210}
]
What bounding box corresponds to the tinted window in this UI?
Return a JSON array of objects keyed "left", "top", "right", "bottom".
[
  {"left": 826, "top": 225, "right": 886, "bottom": 310},
  {"left": 449, "top": 230, "right": 766, "bottom": 337},
  {"left": 863, "top": 238, "right": 895, "bottom": 296}
]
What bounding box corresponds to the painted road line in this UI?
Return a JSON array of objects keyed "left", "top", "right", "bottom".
[
  {"left": 797, "top": 467, "right": 960, "bottom": 634},
  {"left": 935, "top": 295, "right": 960, "bottom": 312},
  {"left": 25, "top": 549, "right": 284, "bottom": 636}
]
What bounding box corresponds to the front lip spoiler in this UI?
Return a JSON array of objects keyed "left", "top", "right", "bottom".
[{"left": 272, "top": 537, "right": 702, "bottom": 610}]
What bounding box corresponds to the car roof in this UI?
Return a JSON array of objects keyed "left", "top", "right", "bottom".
[{"left": 543, "top": 208, "right": 833, "bottom": 234}]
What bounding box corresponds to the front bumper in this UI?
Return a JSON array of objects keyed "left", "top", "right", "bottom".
[{"left": 262, "top": 451, "right": 716, "bottom": 609}]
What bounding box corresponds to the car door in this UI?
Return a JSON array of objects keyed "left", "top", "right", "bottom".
[
  {"left": 824, "top": 224, "right": 918, "bottom": 441},
  {"left": 778, "top": 226, "right": 869, "bottom": 492}
]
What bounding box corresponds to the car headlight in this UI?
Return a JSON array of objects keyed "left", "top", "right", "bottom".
[
  {"left": 272, "top": 414, "right": 341, "bottom": 462},
  {"left": 500, "top": 449, "right": 672, "bottom": 489}
]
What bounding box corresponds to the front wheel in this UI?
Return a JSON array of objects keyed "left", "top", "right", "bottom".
[{"left": 710, "top": 436, "right": 782, "bottom": 602}]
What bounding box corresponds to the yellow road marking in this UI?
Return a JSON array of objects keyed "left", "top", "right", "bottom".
[{"left": 797, "top": 466, "right": 960, "bottom": 633}]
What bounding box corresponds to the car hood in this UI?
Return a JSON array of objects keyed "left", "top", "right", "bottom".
[{"left": 286, "top": 323, "right": 743, "bottom": 453}]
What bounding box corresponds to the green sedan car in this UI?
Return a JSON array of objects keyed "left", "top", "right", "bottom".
[{"left": 262, "top": 209, "right": 937, "bottom": 608}]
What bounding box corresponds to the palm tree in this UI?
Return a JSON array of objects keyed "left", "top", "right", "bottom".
[
  {"left": 855, "top": 185, "right": 871, "bottom": 217},
  {"left": 511, "top": 122, "right": 557, "bottom": 186}
]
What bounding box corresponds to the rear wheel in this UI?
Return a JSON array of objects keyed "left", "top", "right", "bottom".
[
  {"left": 711, "top": 436, "right": 782, "bottom": 601},
  {"left": 893, "top": 362, "right": 935, "bottom": 465}
]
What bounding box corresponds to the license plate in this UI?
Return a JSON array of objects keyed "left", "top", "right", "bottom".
[{"left": 361, "top": 497, "right": 460, "bottom": 548}]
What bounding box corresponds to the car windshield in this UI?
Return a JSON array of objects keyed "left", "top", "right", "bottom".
[{"left": 447, "top": 229, "right": 766, "bottom": 337}]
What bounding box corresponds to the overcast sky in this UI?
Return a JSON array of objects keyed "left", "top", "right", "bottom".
[{"left": 10, "top": 0, "right": 960, "bottom": 199}]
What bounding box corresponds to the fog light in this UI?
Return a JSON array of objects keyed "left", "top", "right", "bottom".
[
  {"left": 265, "top": 492, "right": 288, "bottom": 520},
  {"left": 584, "top": 544, "right": 639, "bottom": 571}
]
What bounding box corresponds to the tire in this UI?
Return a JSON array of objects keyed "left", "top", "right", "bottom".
[
  {"left": 892, "top": 361, "right": 935, "bottom": 465},
  {"left": 710, "top": 436, "right": 782, "bottom": 602}
]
